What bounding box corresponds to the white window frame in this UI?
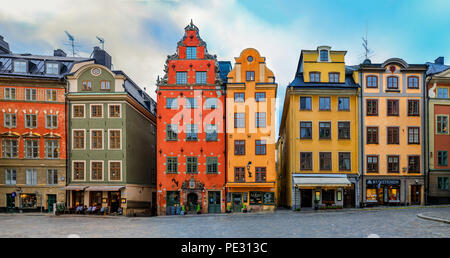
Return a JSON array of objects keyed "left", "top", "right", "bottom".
[
  {"left": 24, "top": 139, "right": 39, "bottom": 159},
  {"left": 5, "top": 168, "right": 17, "bottom": 185},
  {"left": 107, "top": 104, "right": 121, "bottom": 118},
  {"left": 13, "top": 60, "right": 27, "bottom": 73},
  {"left": 108, "top": 129, "right": 122, "bottom": 150},
  {"left": 72, "top": 160, "right": 86, "bottom": 181},
  {"left": 25, "top": 114, "right": 37, "bottom": 128},
  {"left": 108, "top": 160, "right": 122, "bottom": 181},
  {"left": 26, "top": 168, "right": 38, "bottom": 185},
  {"left": 90, "top": 129, "right": 104, "bottom": 150},
  {"left": 2, "top": 139, "right": 18, "bottom": 158},
  {"left": 4, "top": 88, "right": 16, "bottom": 100},
  {"left": 45, "top": 139, "right": 59, "bottom": 159},
  {"left": 45, "top": 89, "right": 57, "bottom": 102},
  {"left": 90, "top": 160, "right": 104, "bottom": 181},
  {"left": 46, "top": 169, "right": 58, "bottom": 185},
  {"left": 46, "top": 63, "right": 59, "bottom": 75},
  {"left": 25, "top": 88, "right": 37, "bottom": 101},
  {"left": 4, "top": 113, "right": 17, "bottom": 128},
  {"left": 90, "top": 104, "right": 103, "bottom": 118},
  {"left": 72, "top": 104, "right": 86, "bottom": 118},
  {"left": 72, "top": 129, "right": 86, "bottom": 150},
  {"left": 45, "top": 114, "right": 58, "bottom": 129}
]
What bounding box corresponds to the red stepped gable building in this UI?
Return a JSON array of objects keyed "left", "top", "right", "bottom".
[{"left": 156, "top": 21, "right": 230, "bottom": 215}]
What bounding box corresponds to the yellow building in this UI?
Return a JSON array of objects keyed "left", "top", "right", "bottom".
[
  {"left": 225, "top": 48, "right": 277, "bottom": 212},
  {"left": 278, "top": 46, "right": 360, "bottom": 210}
]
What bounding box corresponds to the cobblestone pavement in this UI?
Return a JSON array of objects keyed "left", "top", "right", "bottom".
[{"left": 0, "top": 206, "right": 449, "bottom": 238}]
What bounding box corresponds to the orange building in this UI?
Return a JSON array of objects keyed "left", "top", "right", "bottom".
[{"left": 225, "top": 48, "right": 277, "bottom": 212}]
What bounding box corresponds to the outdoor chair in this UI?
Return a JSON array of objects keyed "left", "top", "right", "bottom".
[{"left": 86, "top": 206, "right": 93, "bottom": 214}]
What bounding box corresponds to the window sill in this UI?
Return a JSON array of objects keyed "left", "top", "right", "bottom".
[{"left": 385, "top": 89, "right": 400, "bottom": 92}]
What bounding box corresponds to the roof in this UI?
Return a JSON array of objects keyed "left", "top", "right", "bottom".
[
  {"left": 426, "top": 62, "right": 450, "bottom": 76},
  {"left": 289, "top": 72, "right": 359, "bottom": 89},
  {"left": 218, "top": 61, "right": 232, "bottom": 83}
]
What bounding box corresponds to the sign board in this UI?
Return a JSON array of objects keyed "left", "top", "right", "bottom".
[
  {"left": 11, "top": 192, "right": 16, "bottom": 198},
  {"left": 366, "top": 179, "right": 400, "bottom": 185}
]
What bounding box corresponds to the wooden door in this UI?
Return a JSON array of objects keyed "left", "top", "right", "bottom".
[
  {"left": 411, "top": 185, "right": 421, "bottom": 205},
  {"left": 208, "top": 191, "right": 221, "bottom": 213}
]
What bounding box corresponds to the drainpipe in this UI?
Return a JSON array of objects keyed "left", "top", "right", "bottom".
[
  {"left": 359, "top": 70, "right": 364, "bottom": 208},
  {"left": 223, "top": 83, "right": 227, "bottom": 212},
  {"left": 425, "top": 74, "right": 432, "bottom": 205},
  {"left": 63, "top": 76, "right": 69, "bottom": 208}
]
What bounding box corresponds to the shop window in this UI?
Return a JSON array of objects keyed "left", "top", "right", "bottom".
[
  {"left": 20, "top": 194, "right": 37, "bottom": 208},
  {"left": 366, "top": 188, "right": 377, "bottom": 201},
  {"left": 315, "top": 191, "right": 321, "bottom": 201},
  {"left": 249, "top": 192, "right": 263, "bottom": 205},
  {"left": 388, "top": 187, "right": 400, "bottom": 201},
  {"left": 322, "top": 190, "right": 335, "bottom": 204}
]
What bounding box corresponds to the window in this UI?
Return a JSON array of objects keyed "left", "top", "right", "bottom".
[
  {"left": 186, "top": 157, "right": 198, "bottom": 173},
  {"left": 300, "top": 152, "right": 312, "bottom": 170},
  {"left": 206, "top": 157, "right": 218, "bottom": 174},
  {"left": 310, "top": 72, "right": 320, "bottom": 82},
  {"left": 408, "top": 100, "right": 420, "bottom": 116},
  {"left": 234, "top": 167, "right": 245, "bottom": 182},
  {"left": 195, "top": 71, "right": 207, "bottom": 84},
  {"left": 366, "top": 127, "right": 378, "bottom": 144},
  {"left": 14, "top": 61, "right": 27, "bottom": 73},
  {"left": 100, "top": 80, "right": 110, "bottom": 90},
  {"left": 234, "top": 93, "right": 244, "bottom": 103},
  {"left": 255, "top": 92, "right": 266, "bottom": 102},
  {"left": 45, "top": 115, "right": 58, "bottom": 129},
  {"left": 234, "top": 140, "right": 245, "bottom": 155},
  {"left": 73, "top": 130, "right": 85, "bottom": 149},
  {"left": 4, "top": 88, "right": 16, "bottom": 100},
  {"left": 338, "top": 97, "right": 349, "bottom": 111},
  {"left": 109, "top": 105, "right": 121, "bottom": 118},
  {"left": 249, "top": 192, "right": 263, "bottom": 205},
  {"left": 366, "top": 75, "right": 378, "bottom": 88},
  {"left": 319, "top": 152, "right": 332, "bottom": 170},
  {"left": 186, "top": 47, "right": 197, "bottom": 59},
  {"left": 338, "top": 122, "right": 350, "bottom": 139},
  {"left": 255, "top": 167, "right": 266, "bottom": 182},
  {"left": 205, "top": 98, "right": 217, "bottom": 109},
  {"left": 339, "top": 152, "right": 351, "bottom": 171},
  {"left": 234, "top": 113, "right": 245, "bottom": 128},
  {"left": 319, "top": 122, "right": 331, "bottom": 139},
  {"left": 25, "top": 88, "right": 37, "bottom": 101},
  {"left": 47, "top": 169, "right": 58, "bottom": 185},
  {"left": 206, "top": 124, "right": 217, "bottom": 141},
  {"left": 109, "top": 130, "right": 121, "bottom": 149},
  {"left": 320, "top": 50, "right": 328, "bottom": 61},
  {"left": 246, "top": 71, "right": 255, "bottom": 81},
  {"left": 387, "top": 127, "right": 399, "bottom": 144},
  {"left": 82, "top": 80, "right": 92, "bottom": 90},
  {"left": 300, "top": 97, "right": 312, "bottom": 110},
  {"left": 387, "top": 99, "right": 399, "bottom": 116},
  {"left": 91, "top": 162, "right": 103, "bottom": 181},
  {"left": 367, "top": 156, "right": 378, "bottom": 173},
  {"left": 437, "top": 88, "right": 449, "bottom": 98},
  {"left": 387, "top": 76, "right": 398, "bottom": 89},
  {"left": 166, "top": 124, "right": 178, "bottom": 140},
  {"left": 186, "top": 98, "right": 197, "bottom": 108},
  {"left": 26, "top": 169, "right": 37, "bottom": 185},
  {"left": 300, "top": 122, "right": 312, "bottom": 139},
  {"left": 25, "top": 140, "right": 39, "bottom": 159},
  {"left": 166, "top": 98, "right": 178, "bottom": 109},
  {"left": 25, "top": 114, "right": 37, "bottom": 128},
  {"left": 186, "top": 124, "right": 198, "bottom": 141},
  {"left": 387, "top": 156, "right": 400, "bottom": 173},
  {"left": 438, "top": 177, "right": 449, "bottom": 190},
  {"left": 256, "top": 112, "right": 266, "bottom": 128},
  {"left": 366, "top": 99, "right": 378, "bottom": 116},
  {"left": 319, "top": 97, "right": 330, "bottom": 110},
  {"left": 408, "top": 127, "right": 420, "bottom": 144},
  {"left": 176, "top": 72, "right": 187, "bottom": 84},
  {"left": 45, "top": 140, "right": 59, "bottom": 159},
  {"left": 110, "top": 162, "right": 121, "bottom": 180},
  {"left": 329, "top": 72, "right": 339, "bottom": 83},
  {"left": 436, "top": 116, "right": 448, "bottom": 134},
  {"left": 5, "top": 169, "right": 16, "bottom": 185},
  {"left": 73, "top": 162, "right": 85, "bottom": 180},
  {"left": 45, "top": 89, "right": 57, "bottom": 102},
  {"left": 255, "top": 140, "right": 266, "bottom": 155},
  {"left": 91, "top": 130, "right": 103, "bottom": 149},
  {"left": 73, "top": 105, "right": 85, "bottom": 118},
  {"left": 407, "top": 76, "right": 419, "bottom": 89},
  {"left": 166, "top": 157, "right": 178, "bottom": 174},
  {"left": 408, "top": 156, "right": 420, "bottom": 173},
  {"left": 2, "top": 139, "right": 18, "bottom": 158},
  {"left": 437, "top": 151, "right": 448, "bottom": 166},
  {"left": 46, "top": 63, "right": 59, "bottom": 74},
  {"left": 91, "top": 105, "right": 103, "bottom": 118},
  {"left": 4, "top": 113, "right": 16, "bottom": 127}
]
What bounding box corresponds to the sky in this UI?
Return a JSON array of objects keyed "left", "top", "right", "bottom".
[{"left": 0, "top": 0, "right": 449, "bottom": 134}]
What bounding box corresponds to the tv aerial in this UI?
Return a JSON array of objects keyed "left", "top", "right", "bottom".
[
  {"left": 96, "top": 36, "right": 105, "bottom": 50},
  {"left": 64, "top": 30, "right": 80, "bottom": 57}
]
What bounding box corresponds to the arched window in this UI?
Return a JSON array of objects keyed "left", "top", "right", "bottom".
[
  {"left": 366, "top": 75, "right": 378, "bottom": 88},
  {"left": 407, "top": 76, "right": 419, "bottom": 89}
]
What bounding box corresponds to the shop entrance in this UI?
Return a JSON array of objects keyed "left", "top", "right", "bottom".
[
  {"left": 166, "top": 191, "right": 180, "bottom": 215},
  {"left": 208, "top": 191, "right": 221, "bottom": 213},
  {"left": 411, "top": 185, "right": 421, "bottom": 205},
  {"left": 187, "top": 192, "right": 198, "bottom": 213},
  {"left": 300, "top": 189, "right": 312, "bottom": 208},
  {"left": 109, "top": 191, "right": 121, "bottom": 213},
  {"left": 232, "top": 193, "right": 242, "bottom": 212},
  {"left": 6, "top": 194, "right": 15, "bottom": 212},
  {"left": 47, "top": 194, "right": 56, "bottom": 212},
  {"left": 72, "top": 191, "right": 84, "bottom": 208},
  {"left": 344, "top": 184, "right": 355, "bottom": 208}
]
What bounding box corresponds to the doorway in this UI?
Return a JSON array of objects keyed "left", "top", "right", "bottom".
[
  {"left": 187, "top": 192, "right": 198, "bottom": 213},
  {"left": 109, "top": 191, "right": 121, "bottom": 213},
  {"left": 232, "top": 193, "right": 242, "bottom": 212},
  {"left": 343, "top": 184, "right": 355, "bottom": 208},
  {"left": 300, "top": 189, "right": 312, "bottom": 208},
  {"left": 208, "top": 191, "right": 221, "bottom": 213},
  {"left": 410, "top": 185, "right": 421, "bottom": 205},
  {"left": 72, "top": 191, "right": 84, "bottom": 208},
  {"left": 6, "top": 194, "right": 15, "bottom": 212},
  {"left": 47, "top": 194, "right": 57, "bottom": 212}
]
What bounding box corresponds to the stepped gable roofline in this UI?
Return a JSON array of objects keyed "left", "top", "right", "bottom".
[{"left": 177, "top": 19, "right": 207, "bottom": 48}]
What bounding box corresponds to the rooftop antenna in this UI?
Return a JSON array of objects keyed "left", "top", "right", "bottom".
[
  {"left": 64, "top": 30, "right": 79, "bottom": 57},
  {"left": 96, "top": 36, "right": 105, "bottom": 50},
  {"left": 360, "top": 21, "right": 374, "bottom": 62}
]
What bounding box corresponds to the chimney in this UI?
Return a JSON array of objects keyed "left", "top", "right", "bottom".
[
  {"left": 435, "top": 57, "right": 444, "bottom": 65},
  {"left": 0, "top": 35, "right": 11, "bottom": 54},
  {"left": 92, "top": 46, "right": 112, "bottom": 69},
  {"left": 53, "top": 49, "right": 67, "bottom": 57}
]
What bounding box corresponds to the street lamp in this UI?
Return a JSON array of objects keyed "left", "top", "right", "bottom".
[{"left": 247, "top": 161, "right": 252, "bottom": 178}]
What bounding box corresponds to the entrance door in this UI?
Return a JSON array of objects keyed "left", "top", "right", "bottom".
[
  {"left": 109, "top": 191, "right": 121, "bottom": 213},
  {"left": 166, "top": 191, "right": 180, "bottom": 215},
  {"left": 72, "top": 191, "right": 84, "bottom": 208},
  {"left": 6, "top": 194, "right": 15, "bottom": 212},
  {"left": 208, "top": 191, "right": 221, "bottom": 213},
  {"left": 300, "top": 189, "right": 312, "bottom": 208},
  {"left": 187, "top": 193, "right": 198, "bottom": 214},
  {"left": 344, "top": 184, "right": 355, "bottom": 208},
  {"left": 47, "top": 194, "right": 57, "bottom": 212},
  {"left": 411, "top": 185, "right": 421, "bottom": 205},
  {"left": 232, "top": 193, "right": 242, "bottom": 212}
]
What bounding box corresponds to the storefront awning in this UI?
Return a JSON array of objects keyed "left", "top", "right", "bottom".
[
  {"left": 293, "top": 177, "right": 351, "bottom": 187},
  {"left": 85, "top": 186, "right": 125, "bottom": 191},
  {"left": 64, "top": 185, "right": 88, "bottom": 191}
]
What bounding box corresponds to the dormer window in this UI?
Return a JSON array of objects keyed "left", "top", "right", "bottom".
[
  {"left": 46, "top": 63, "right": 59, "bottom": 74},
  {"left": 186, "top": 47, "right": 197, "bottom": 59},
  {"left": 320, "top": 50, "right": 328, "bottom": 62},
  {"left": 14, "top": 61, "right": 27, "bottom": 73}
]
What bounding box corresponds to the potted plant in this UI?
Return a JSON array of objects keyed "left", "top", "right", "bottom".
[
  {"left": 196, "top": 204, "right": 201, "bottom": 214},
  {"left": 180, "top": 205, "right": 185, "bottom": 215},
  {"left": 242, "top": 203, "right": 247, "bottom": 213},
  {"left": 226, "top": 203, "right": 231, "bottom": 213},
  {"left": 314, "top": 199, "right": 319, "bottom": 210}
]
